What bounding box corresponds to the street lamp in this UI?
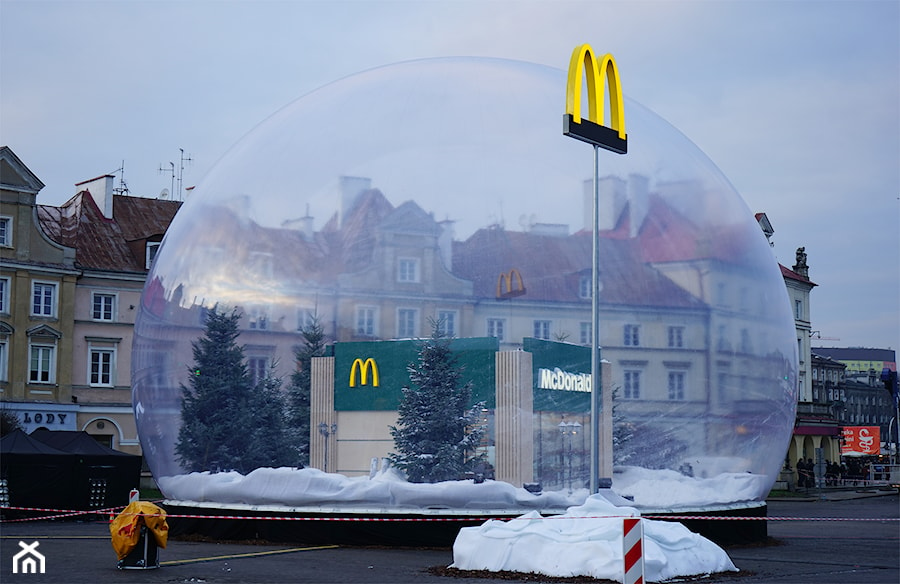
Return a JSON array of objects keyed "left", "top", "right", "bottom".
[
  {"left": 318, "top": 422, "right": 337, "bottom": 473},
  {"left": 558, "top": 420, "right": 582, "bottom": 495}
]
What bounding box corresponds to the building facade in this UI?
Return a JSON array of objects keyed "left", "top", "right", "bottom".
[{"left": 1, "top": 146, "right": 181, "bottom": 454}]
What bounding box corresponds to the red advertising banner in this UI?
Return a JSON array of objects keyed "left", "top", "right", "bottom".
[{"left": 841, "top": 426, "right": 881, "bottom": 455}]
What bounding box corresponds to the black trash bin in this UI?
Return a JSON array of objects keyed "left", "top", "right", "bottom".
[
  {"left": 110, "top": 501, "right": 167, "bottom": 570},
  {"left": 117, "top": 525, "right": 160, "bottom": 569}
]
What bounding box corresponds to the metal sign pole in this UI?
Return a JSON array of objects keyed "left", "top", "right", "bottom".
[
  {"left": 563, "top": 44, "right": 628, "bottom": 494},
  {"left": 590, "top": 144, "right": 601, "bottom": 494}
]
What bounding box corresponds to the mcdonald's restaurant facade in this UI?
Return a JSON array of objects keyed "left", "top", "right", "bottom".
[{"left": 307, "top": 337, "right": 613, "bottom": 489}]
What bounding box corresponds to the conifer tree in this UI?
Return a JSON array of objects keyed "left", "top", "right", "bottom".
[
  {"left": 176, "top": 306, "right": 290, "bottom": 473},
  {"left": 389, "top": 322, "right": 485, "bottom": 483},
  {"left": 286, "top": 314, "right": 326, "bottom": 467}
]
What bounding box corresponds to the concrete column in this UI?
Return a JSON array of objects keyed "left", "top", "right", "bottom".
[
  {"left": 310, "top": 356, "right": 336, "bottom": 471},
  {"left": 495, "top": 350, "right": 533, "bottom": 486}
]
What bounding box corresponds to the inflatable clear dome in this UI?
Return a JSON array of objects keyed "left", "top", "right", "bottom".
[{"left": 132, "top": 57, "right": 798, "bottom": 512}]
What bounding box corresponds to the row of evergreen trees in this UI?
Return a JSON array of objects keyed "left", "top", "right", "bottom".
[
  {"left": 176, "top": 307, "right": 486, "bottom": 482},
  {"left": 175, "top": 307, "right": 324, "bottom": 473}
]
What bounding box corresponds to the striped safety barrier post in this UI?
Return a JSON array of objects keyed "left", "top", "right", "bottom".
[{"left": 623, "top": 517, "right": 644, "bottom": 584}]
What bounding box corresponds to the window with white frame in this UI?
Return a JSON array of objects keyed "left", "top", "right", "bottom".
[
  {"left": 249, "top": 251, "right": 274, "bottom": 279},
  {"left": 578, "top": 274, "right": 591, "bottom": 299},
  {"left": 437, "top": 310, "right": 457, "bottom": 337},
  {"left": 533, "top": 320, "right": 551, "bottom": 340},
  {"left": 715, "top": 282, "right": 728, "bottom": 306},
  {"left": 247, "top": 356, "right": 269, "bottom": 388},
  {"left": 623, "top": 324, "right": 640, "bottom": 347},
  {"left": 397, "top": 308, "right": 418, "bottom": 338},
  {"left": 0, "top": 276, "right": 9, "bottom": 314},
  {"left": 795, "top": 299, "right": 803, "bottom": 320},
  {"left": 624, "top": 370, "right": 641, "bottom": 399},
  {"left": 89, "top": 347, "right": 116, "bottom": 387},
  {"left": 668, "top": 371, "right": 686, "bottom": 400},
  {"left": 31, "top": 281, "right": 57, "bottom": 317},
  {"left": 667, "top": 326, "right": 684, "bottom": 348},
  {"left": 397, "top": 257, "right": 420, "bottom": 283},
  {"left": 740, "top": 328, "right": 752, "bottom": 353},
  {"left": 717, "top": 324, "right": 730, "bottom": 351},
  {"left": 248, "top": 305, "right": 269, "bottom": 330},
  {"left": 0, "top": 215, "right": 11, "bottom": 247},
  {"left": 29, "top": 343, "right": 56, "bottom": 383},
  {"left": 356, "top": 306, "right": 377, "bottom": 337},
  {"left": 487, "top": 318, "right": 505, "bottom": 341},
  {"left": 92, "top": 292, "right": 116, "bottom": 321},
  {"left": 145, "top": 242, "right": 161, "bottom": 269},
  {"left": 579, "top": 322, "right": 591, "bottom": 345}
]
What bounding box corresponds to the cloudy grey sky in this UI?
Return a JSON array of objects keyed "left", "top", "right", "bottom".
[{"left": 2, "top": 0, "right": 897, "bottom": 351}]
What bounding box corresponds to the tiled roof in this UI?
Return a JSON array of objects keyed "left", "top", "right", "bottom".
[
  {"left": 453, "top": 227, "right": 704, "bottom": 308},
  {"left": 37, "top": 191, "right": 181, "bottom": 273},
  {"left": 780, "top": 264, "right": 816, "bottom": 286},
  {"left": 812, "top": 347, "right": 896, "bottom": 362},
  {"left": 114, "top": 195, "right": 181, "bottom": 242}
]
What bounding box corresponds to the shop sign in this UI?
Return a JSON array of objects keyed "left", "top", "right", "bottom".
[
  {"left": 841, "top": 426, "right": 880, "bottom": 455},
  {"left": 20, "top": 412, "right": 69, "bottom": 426},
  {"left": 563, "top": 43, "right": 627, "bottom": 153},
  {"left": 537, "top": 367, "right": 591, "bottom": 393},
  {"left": 349, "top": 358, "right": 380, "bottom": 387}
]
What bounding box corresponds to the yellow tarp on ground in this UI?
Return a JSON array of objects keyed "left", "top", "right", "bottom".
[{"left": 110, "top": 501, "right": 169, "bottom": 560}]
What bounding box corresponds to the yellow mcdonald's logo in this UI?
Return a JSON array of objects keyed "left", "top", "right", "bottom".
[
  {"left": 563, "top": 44, "right": 628, "bottom": 154},
  {"left": 349, "top": 358, "right": 380, "bottom": 387},
  {"left": 496, "top": 269, "right": 526, "bottom": 299}
]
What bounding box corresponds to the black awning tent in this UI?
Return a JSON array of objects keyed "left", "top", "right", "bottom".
[
  {"left": 1, "top": 429, "right": 75, "bottom": 512},
  {"left": 29, "top": 430, "right": 142, "bottom": 510},
  {"left": 1, "top": 429, "right": 142, "bottom": 515}
]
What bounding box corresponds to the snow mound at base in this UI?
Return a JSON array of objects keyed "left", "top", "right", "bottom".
[
  {"left": 158, "top": 466, "right": 583, "bottom": 510},
  {"left": 158, "top": 464, "right": 768, "bottom": 512},
  {"left": 451, "top": 493, "right": 738, "bottom": 582}
]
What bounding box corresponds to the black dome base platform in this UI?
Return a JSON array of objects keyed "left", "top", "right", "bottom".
[{"left": 162, "top": 501, "right": 767, "bottom": 547}]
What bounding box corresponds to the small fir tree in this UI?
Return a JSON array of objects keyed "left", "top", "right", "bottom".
[
  {"left": 286, "top": 314, "right": 326, "bottom": 467},
  {"left": 176, "top": 305, "right": 290, "bottom": 473},
  {"left": 242, "top": 363, "right": 294, "bottom": 470},
  {"left": 389, "top": 322, "right": 485, "bottom": 483}
]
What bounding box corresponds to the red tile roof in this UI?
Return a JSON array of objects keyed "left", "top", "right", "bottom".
[{"left": 37, "top": 191, "right": 181, "bottom": 273}]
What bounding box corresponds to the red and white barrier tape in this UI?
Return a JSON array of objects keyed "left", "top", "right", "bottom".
[{"left": 2, "top": 505, "right": 898, "bottom": 524}]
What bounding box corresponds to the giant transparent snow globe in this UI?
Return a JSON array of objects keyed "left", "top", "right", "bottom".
[{"left": 133, "top": 57, "right": 797, "bottom": 513}]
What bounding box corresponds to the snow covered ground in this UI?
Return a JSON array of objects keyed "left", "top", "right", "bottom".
[{"left": 451, "top": 493, "right": 738, "bottom": 582}]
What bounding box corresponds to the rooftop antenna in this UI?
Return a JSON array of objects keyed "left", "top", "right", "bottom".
[
  {"left": 111, "top": 160, "right": 130, "bottom": 195},
  {"left": 158, "top": 161, "right": 175, "bottom": 199},
  {"left": 177, "top": 148, "right": 192, "bottom": 201}
]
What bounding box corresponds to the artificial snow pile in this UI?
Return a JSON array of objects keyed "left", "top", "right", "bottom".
[
  {"left": 159, "top": 464, "right": 767, "bottom": 511},
  {"left": 451, "top": 493, "right": 738, "bottom": 582},
  {"left": 159, "top": 466, "right": 582, "bottom": 510},
  {"left": 613, "top": 466, "right": 769, "bottom": 509}
]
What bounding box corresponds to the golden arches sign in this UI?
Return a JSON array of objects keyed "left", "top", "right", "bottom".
[
  {"left": 496, "top": 269, "right": 526, "bottom": 299},
  {"left": 349, "top": 358, "right": 380, "bottom": 388},
  {"left": 563, "top": 44, "right": 628, "bottom": 154}
]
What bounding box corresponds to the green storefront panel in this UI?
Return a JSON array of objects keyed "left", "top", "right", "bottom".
[
  {"left": 525, "top": 338, "right": 592, "bottom": 412},
  {"left": 334, "top": 337, "right": 499, "bottom": 411}
]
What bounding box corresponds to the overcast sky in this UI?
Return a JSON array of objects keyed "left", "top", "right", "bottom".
[{"left": 2, "top": 0, "right": 897, "bottom": 352}]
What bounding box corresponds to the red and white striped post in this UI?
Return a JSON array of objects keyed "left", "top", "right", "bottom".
[{"left": 623, "top": 517, "right": 645, "bottom": 584}]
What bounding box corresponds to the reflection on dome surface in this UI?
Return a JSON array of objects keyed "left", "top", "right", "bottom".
[{"left": 132, "top": 57, "right": 797, "bottom": 511}]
